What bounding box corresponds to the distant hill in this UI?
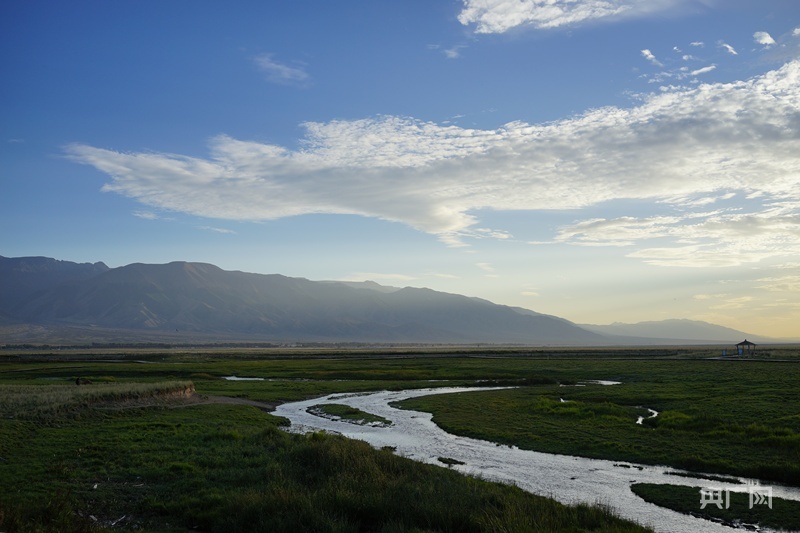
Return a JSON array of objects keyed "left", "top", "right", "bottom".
[
  {"left": 579, "top": 319, "right": 770, "bottom": 344},
  {"left": 0, "top": 256, "right": 604, "bottom": 345}
]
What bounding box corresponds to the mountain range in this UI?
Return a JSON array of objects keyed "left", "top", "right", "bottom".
[{"left": 0, "top": 255, "right": 780, "bottom": 345}]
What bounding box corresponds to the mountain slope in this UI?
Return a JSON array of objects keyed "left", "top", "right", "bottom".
[{"left": 4, "top": 258, "right": 605, "bottom": 344}]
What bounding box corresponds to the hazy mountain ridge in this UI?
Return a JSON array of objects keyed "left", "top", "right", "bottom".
[
  {"left": 580, "top": 319, "right": 775, "bottom": 344},
  {"left": 1, "top": 256, "right": 782, "bottom": 345},
  {"left": 0, "top": 256, "right": 603, "bottom": 344}
]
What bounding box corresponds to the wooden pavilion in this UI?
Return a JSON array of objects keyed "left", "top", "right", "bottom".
[{"left": 736, "top": 339, "right": 756, "bottom": 355}]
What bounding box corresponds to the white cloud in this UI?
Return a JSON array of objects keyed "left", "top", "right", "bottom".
[
  {"left": 457, "top": 0, "right": 687, "bottom": 33},
  {"left": 719, "top": 42, "right": 737, "bottom": 55},
  {"left": 641, "top": 49, "right": 663, "bottom": 66},
  {"left": 794, "top": 27, "right": 800, "bottom": 37},
  {"left": 690, "top": 41, "right": 704, "bottom": 47},
  {"left": 253, "top": 53, "right": 310, "bottom": 86},
  {"left": 67, "top": 61, "right": 800, "bottom": 261},
  {"left": 753, "top": 31, "right": 776, "bottom": 48},
  {"left": 689, "top": 65, "right": 716, "bottom": 76}
]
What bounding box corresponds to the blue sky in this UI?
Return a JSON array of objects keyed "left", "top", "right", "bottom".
[{"left": 2, "top": 1, "right": 799, "bottom": 338}]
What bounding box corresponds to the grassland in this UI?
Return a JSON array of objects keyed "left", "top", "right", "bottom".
[
  {"left": 631, "top": 483, "right": 800, "bottom": 531},
  {"left": 1, "top": 346, "right": 797, "bottom": 531}
]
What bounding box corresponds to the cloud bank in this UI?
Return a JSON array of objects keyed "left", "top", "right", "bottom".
[{"left": 68, "top": 61, "right": 800, "bottom": 265}]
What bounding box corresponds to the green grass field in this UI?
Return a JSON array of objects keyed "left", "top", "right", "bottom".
[{"left": 1, "top": 346, "right": 798, "bottom": 531}]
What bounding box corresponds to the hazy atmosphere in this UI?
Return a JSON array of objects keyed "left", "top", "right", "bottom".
[{"left": 3, "top": 1, "right": 799, "bottom": 338}]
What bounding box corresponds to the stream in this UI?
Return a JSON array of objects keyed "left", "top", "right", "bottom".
[{"left": 274, "top": 386, "right": 800, "bottom": 533}]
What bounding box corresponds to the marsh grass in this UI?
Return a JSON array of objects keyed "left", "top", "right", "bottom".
[
  {"left": 631, "top": 483, "right": 800, "bottom": 531},
  {"left": 307, "top": 403, "right": 392, "bottom": 426},
  {"left": 0, "top": 381, "right": 194, "bottom": 419}
]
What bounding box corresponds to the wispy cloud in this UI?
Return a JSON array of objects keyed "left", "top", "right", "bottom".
[
  {"left": 424, "top": 272, "right": 460, "bottom": 279},
  {"left": 693, "top": 293, "right": 728, "bottom": 301},
  {"left": 557, "top": 205, "right": 800, "bottom": 268},
  {"left": 429, "top": 43, "right": 467, "bottom": 59},
  {"left": 133, "top": 210, "right": 161, "bottom": 220},
  {"left": 198, "top": 225, "right": 236, "bottom": 234},
  {"left": 67, "top": 61, "right": 800, "bottom": 264},
  {"left": 640, "top": 38, "right": 724, "bottom": 84},
  {"left": 253, "top": 53, "right": 310, "bottom": 86},
  {"left": 457, "top": 0, "right": 689, "bottom": 33},
  {"left": 709, "top": 296, "right": 753, "bottom": 310},
  {"left": 476, "top": 262, "right": 495, "bottom": 273},
  {"left": 756, "top": 273, "right": 800, "bottom": 292},
  {"left": 753, "top": 31, "right": 776, "bottom": 48},
  {"left": 445, "top": 44, "right": 467, "bottom": 59},
  {"left": 346, "top": 272, "right": 416, "bottom": 282},
  {"left": 476, "top": 262, "right": 499, "bottom": 278},
  {"left": 719, "top": 42, "right": 737, "bottom": 55}
]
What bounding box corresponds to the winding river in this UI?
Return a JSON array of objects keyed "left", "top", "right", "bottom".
[{"left": 274, "top": 386, "right": 800, "bottom": 533}]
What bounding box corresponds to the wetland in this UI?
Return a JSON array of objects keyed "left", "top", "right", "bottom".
[{"left": 1, "top": 345, "right": 798, "bottom": 531}]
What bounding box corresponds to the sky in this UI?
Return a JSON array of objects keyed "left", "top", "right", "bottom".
[{"left": 2, "top": 1, "right": 800, "bottom": 338}]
